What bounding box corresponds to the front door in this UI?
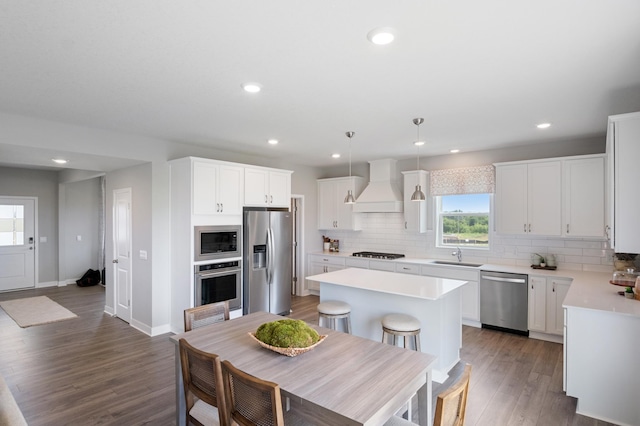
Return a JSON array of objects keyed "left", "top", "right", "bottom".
[
  {"left": 113, "top": 188, "right": 132, "bottom": 323},
  {"left": 0, "top": 197, "right": 35, "bottom": 291}
]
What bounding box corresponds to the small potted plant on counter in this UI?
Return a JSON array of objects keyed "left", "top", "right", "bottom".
[{"left": 625, "top": 286, "right": 635, "bottom": 299}]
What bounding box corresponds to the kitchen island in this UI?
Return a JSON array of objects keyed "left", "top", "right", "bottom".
[{"left": 306, "top": 268, "right": 468, "bottom": 383}]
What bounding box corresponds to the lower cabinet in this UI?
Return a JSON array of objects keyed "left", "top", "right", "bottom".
[
  {"left": 528, "top": 275, "right": 571, "bottom": 336},
  {"left": 421, "top": 265, "right": 480, "bottom": 323},
  {"left": 307, "top": 254, "right": 345, "bottom": 291}
]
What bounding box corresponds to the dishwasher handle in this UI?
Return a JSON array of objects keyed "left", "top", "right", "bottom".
[{"left": 481, "top": 275, "right": 526, "bottom": 284}]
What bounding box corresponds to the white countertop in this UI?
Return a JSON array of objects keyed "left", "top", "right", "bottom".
[
  {"left": 308, "top": 251, "right": 640, "bottom": 318},
  {"left": 306, "top": 267, "right": 467, "bottom": 301}
]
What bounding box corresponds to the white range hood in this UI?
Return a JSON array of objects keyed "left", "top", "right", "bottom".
[{"left": 353, "top": 159, "right": 404, "bottom": 213}]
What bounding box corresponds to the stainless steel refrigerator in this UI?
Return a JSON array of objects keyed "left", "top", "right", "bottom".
[{"left": 243, "top": 208, "right": 292, "bottom": 315}]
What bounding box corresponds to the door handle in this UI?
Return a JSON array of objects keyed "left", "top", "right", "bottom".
[
  {"left": 270, "top": 195, "right": 273, "bottom": 203},
  {"left": 528, "top": 224, "right": 531, "bottom": 232},
  {"left": 265, "top": 195, "right": 268, "bottom": 203},
  {"left": 112, "top": 259, "right": 118, "bottom": 263},
  {"left": 220, "top": 203, "right": 223, "bottom": 212},
  {"left": 566, "top": 224, "right": 569, "bottom": 233}
]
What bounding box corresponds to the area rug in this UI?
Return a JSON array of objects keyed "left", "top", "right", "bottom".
[{"left": 0, "top": 296, "right": 77, "bottom": 328}]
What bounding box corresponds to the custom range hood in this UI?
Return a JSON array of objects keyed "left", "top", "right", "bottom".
[{"left": 353, "top": 159, "right": 404, "bottom": 213}]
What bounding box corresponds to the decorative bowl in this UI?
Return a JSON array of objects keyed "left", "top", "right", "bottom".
[{"left": 248, "top": 332, "right": 327, "bottom": 357}]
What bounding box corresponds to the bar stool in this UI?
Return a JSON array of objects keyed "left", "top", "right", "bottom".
[
  {"left": 317, "top": 300, "right": 352, "bottom": 334},
  {"left": 381, "top": 313, "right": 421, "bottom": 351}
]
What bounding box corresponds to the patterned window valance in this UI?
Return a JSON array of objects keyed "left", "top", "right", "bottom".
[{"left": 430, "top": 165, "right": 495, "bottom": 196}]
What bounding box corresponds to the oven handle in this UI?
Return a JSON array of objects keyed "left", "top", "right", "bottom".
[{"left": 196, "top": 269, "right": 240, "bottom": 279}]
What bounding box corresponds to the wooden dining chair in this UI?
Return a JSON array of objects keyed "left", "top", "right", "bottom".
[
  {"left": 184, "top": 301, "right": 230, "bottom": 332},
  {"left": 179, "top": 338, "right": 228, "bottom": 426},
  {"left": 221, "top": 360, "right": 285, "bottom": 426},
  {"left": 383, "top": 363, "right": 472, "bottom": 426}
]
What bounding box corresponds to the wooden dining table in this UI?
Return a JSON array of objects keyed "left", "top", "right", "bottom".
[{"left": 170, "top": 311, "right": 437, "bottom": 426}]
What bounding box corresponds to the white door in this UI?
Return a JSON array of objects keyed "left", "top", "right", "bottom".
[
  {"left": 113, "top": 189, "right": 132, "bottom": 323},
  {"left": 0, "top": 197, "right": 35, "bottom": 291}
]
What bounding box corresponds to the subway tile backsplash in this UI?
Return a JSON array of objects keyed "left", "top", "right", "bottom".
[{"left": 321, "top": 212, "right": 615, "bottom": 272}]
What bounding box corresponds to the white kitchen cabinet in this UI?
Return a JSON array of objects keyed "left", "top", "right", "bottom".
[
  {"left": 528, "top": 275, "right": 571, "bottom": 337},
  {"left": 369, "top": 260, "right": 396, "bottom": 272},
  {"left": 401, "top": 170, "right": 429, "bottom": 233},
  {"left": 345, "top": 257, "right": 369, "bottom": 269},
  {"left": 244, "top": 167, "right": 292, "bottom": 208},
  {"left": 395, "top": 262, "right": 421, "bottom": 275},
  {"left": 317, "top": 177, "right": 365, "bottom": 230},
  {"left": 421, "top": 265, "right": 480, "bottom": 324},
  {"left": 528, "top": 275, "right": 547, "bottom": 332},
  {"left": 307, "top": 254, "right": 345, "bottom": 291},
  {"left": 607, "top": 112, "right": 640, "bottom": 252},
  {"left": 495, "top": 161, "right": 562, "bottom": 236},
  {"left": 563, "top": 156, "right": 605, "bottom": 238},
  {"left": 193, "top": 160, "right": 244, "bottom": 215}
]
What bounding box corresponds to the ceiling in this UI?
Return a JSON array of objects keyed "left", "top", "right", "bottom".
[{"left": 1, "top": 1, "right": 640, "bottom": 171}]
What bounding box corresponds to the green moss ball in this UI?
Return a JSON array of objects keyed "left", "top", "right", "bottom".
[{"left": 255, "top": 319, "right": 320, "bottom": 348}]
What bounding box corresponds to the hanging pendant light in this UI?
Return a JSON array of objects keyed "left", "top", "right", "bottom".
[
  {"left": 344, "top": 131, "right": 356, "bottom": 204},
  {"left": 411, "top": 118, "right": 426, "bottom": 201}
]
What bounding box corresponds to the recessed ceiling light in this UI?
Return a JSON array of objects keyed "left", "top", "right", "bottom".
[
  {"left": 267, "top": 139, "right": 278, "bottom": 145},
  {"left": 241, "top": 82, "right": 262, "bottom": 93},
  {"left": 414, "top": 141, "right": 425, "bottom": 147},
  {"left": 367, "top": 27, "right": 396, "bottom": 45},
  {"left": 450, "top": 149, "right": 460, "bottom": 153},
  {"left": 52, "top": 158, "right": 68, "bottom": 164},
  {"left": 332, "top": 153, "right": 341, "bottom": 159},
  {"left": 537, "top": 123, "right": 551, "bottom": 129}
]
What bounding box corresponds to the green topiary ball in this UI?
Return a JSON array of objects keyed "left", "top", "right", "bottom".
[{"left": 255, "top": 319, "right": 320, "bottom": 348}]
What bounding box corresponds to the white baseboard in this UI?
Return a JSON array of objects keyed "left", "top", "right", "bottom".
[
  {"left": 462, "top": 319, "right": 482, "bottom": 328},
  {"left": 529, "top": 331, "right": 563, "bottom": 343},
  {"left": 104, "top": 306, "right": 115, "bottom": 316},
  {"left": 36, "top": 281, "right": 59, "bottom": 288}
]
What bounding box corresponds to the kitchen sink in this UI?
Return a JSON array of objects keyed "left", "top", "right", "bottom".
[{"left": 430, "top": 260, "right": 484, "bottom": 268}]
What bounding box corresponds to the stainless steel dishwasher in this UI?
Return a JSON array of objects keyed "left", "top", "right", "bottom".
[{"left": 480, "top": 270, "right": 529, "bottom": 335}]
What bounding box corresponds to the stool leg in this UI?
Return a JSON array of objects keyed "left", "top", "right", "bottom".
[
  {"left": 403, "top": 336, "right": 408, "bottom": 349},
  {"left": 346, "top": 315, "right": 352, "bottom": 334},
  {"left": 415, "top": 332, "right": 421, "bottom": 352}
]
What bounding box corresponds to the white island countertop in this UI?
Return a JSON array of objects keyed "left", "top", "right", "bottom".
[{"left": 306, "top": 267, "right": 468, "bottom": 300}]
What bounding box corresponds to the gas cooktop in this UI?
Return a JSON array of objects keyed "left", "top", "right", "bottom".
[{"left": 351, "top": 251, "right": 405, "bottom": 260}]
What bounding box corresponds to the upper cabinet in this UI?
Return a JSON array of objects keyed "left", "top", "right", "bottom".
[
  {"left": 244, "top": 167, "right": 292, "bottom": 208},
  {"left": 607, "top": 112, "right": 640, "bottom": 252},
  {"left": 317, "top": 177, "right": 365, "bottom": 230},
  {"left": 192, "top": 160, "right": 244, "bottom": 215},
  {"left": 495, "top": 161, "right": 562, "bottom": 236},
  {"left": 495, "top": 155, "right": 605, "bottom": 238},
  {"left": 401, "top": 170, "right": 429, "bottom": 233}
]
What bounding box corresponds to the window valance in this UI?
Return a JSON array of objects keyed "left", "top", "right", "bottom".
[{"left": 430, "top": 165, "right": 495, "bottom": 196}]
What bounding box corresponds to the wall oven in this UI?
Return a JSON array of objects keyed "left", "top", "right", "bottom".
[
  {"left": 194, "top": 225, "right": 241, "bottom": 262},
  {"left": 194, "top": 260, "right": 241, "bottom": 310}
]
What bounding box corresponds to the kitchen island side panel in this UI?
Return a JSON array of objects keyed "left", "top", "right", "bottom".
[{"left": 320, "top": 282, "right": 462, "bottom": 383}]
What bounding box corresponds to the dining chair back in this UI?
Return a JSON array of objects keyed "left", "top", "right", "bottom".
[
  {"left": 433, "top": 364, "right": 472, "bottom": 426},
  {"left": 221, "top": 360, "right": 285, "bottom": 426},
  {"left": 179, "top": 338, "right": 228, "bottom": 426},
  {"left": 184, "top": 301, "right": 230, "bottom": 332}
]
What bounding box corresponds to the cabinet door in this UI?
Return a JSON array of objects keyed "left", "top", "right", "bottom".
[
  {"left": 461, "top": 280, "right": 479, "bottom": 321},
  {"left": 563, "top": 157, "right": 605, "bottom": 237},
  {"left": 268, "top": 171, "right": 291, "bottom": 207},
  {"left": 244, "top": 168, "right": 269, "bottom": 206},
  {"left": 218, "top": 165, "right": 244, "bottom": 214},
  {"left": 335, "top": 179, "right": 355, "bottom": 230},
  {"left": 613, "top": 115, "right": 640, "bottom": 252},
  {"left": 317, "top": 180, "right": 336, "bottom": 230},
  {"left": 402, "top": 171, "right": 427, "bottom": 233},
  {"left": 547, "top": 279, "right": 571, "bottom": 335},
  {"left": 528, "top": 161, "right": 562, "bottom": 236},
  {"left": 528, "top": 276, "right": 547, "bottom": 332},
  {"left": 192, "top": 162, "right": 219, "bottom": 215},
  {"left": 495, "top": 164, "right": 528, "bottom": 234}
]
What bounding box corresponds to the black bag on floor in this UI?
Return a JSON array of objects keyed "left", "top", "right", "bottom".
[{"left": 76, "top": 269, "right": 101, "bottom": 287}]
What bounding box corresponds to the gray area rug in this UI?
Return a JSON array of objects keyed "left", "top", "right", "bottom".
[{"left": 0, "top": 296, "right": 77, "bottom": 327}]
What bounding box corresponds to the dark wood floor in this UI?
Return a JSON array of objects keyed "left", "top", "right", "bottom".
[{"left": 0, "top": 286, "right": 613, "bottom": 425}]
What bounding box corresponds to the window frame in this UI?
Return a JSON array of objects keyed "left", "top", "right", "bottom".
[{"left": 434, "top": 194, "right": 492, "bottom": 250}]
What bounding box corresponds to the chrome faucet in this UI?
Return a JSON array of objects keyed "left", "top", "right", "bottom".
[{"left": 452, "top": 247, "right": 462, "bottom": 262}]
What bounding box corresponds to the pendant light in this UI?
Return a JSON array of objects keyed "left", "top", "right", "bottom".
[
  {"left": 344, "top": 131, "right": 356, "bottom": 204},
  {"left": 411, "top": 118, "right": 426, "bottom": 201}
]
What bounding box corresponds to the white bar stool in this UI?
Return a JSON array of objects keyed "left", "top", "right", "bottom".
[
  {"left": 317, "top": 300, "right": 352, "bottom": 334},
  {"left": 381, "top": 313, "right": 421, "bottom": 351}
]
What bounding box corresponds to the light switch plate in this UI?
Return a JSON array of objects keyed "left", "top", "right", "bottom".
[{"left": 139, "top": 250, "right": 147, "bottom": 260}]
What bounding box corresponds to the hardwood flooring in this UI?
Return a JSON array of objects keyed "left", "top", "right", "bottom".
[{"left": 0, "top": 287, "right": 614, "bottom": 425}]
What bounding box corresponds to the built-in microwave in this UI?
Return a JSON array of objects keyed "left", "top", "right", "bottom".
[{"left": 194, "top": 225, "right": 241, "bottom": 262}]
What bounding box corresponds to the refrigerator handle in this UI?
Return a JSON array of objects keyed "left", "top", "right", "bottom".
[{"left": 266, "top": 228, "right": 273, "bottom": 285}]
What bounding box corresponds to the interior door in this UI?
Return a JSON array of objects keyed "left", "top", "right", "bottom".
[
  {"left": 0, "top": 197, "right": 35, "bottom": 290},
  {"left": 113, "top": 188, "right": 132, "bottom": 323}
]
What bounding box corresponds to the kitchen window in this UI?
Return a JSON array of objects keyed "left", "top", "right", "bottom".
[{"left": 436, "top": 194, "right": 490, "bottom": 249}]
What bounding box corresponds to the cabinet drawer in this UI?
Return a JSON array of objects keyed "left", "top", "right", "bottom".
[
  {"left": 345, "top": 258, "right": 369, "bottom": 269},
  {"left": 369, "top": 260, "right": 396, "bottom": 272},
  {"left": 308, "top": 254, "right": 346, "bottom": 266},
  {"left": 395, "top": 263, "right": 421, "bottom": 275},
  {"left": 421, "top": 265, "right": 479, "bottom": 281}
]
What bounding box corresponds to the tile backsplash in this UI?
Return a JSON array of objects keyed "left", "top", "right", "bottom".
[{"left": 321, "top": 213, "right": 616, "bottom": 273}]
